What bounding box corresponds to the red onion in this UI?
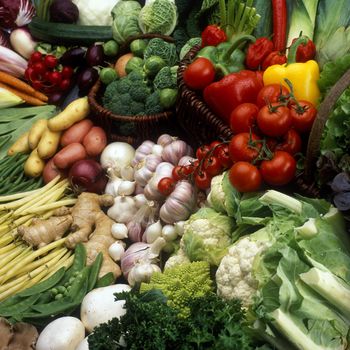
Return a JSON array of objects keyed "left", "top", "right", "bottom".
[{"left": 68, "top": 159, "right": 107, "bottom": 194}]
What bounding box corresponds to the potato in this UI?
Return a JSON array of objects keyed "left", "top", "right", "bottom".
[
  {"left": 28, "top": 119, "right": 48, "bottom": 150},
  {"left": 60, "top": 119, "right": 94, "bottom": 147},
  {"left": 37, "top": 128, "right": 61, "bottom": 159},
  {"left": 24, "top": 148, "right": 46, "bottom": 178},
  {"left": 53, "top": 143, "right": 87, "bottom": 169},
  {"left": 48, "top": 97, "right": 90, "bottom": 132},
  {"left": 7, "top": 131, "right": 30, "bottom": 156},
  {"left": 115, "top": 53, "right": 134, "bottom": 77},
  {"left": 82, "top": 126, "right": 107, "bottom": 157},
  {"left": 42, "top": 158, "right": 65, "bottom": 184}
]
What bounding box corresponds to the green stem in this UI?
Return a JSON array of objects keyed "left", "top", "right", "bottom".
[
  {"left": 287, "top": 35, "right": 308, "bottom": 64},
  {"left": 220, "top": 34, "right": 255, "bottom": 62},
  {"left": 219, "top": 0, "right": 227, "bottom": 31}
]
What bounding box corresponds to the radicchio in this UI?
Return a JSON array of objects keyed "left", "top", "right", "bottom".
[{"left": 0, "top": 0, "right": 35, "bottom": 30}]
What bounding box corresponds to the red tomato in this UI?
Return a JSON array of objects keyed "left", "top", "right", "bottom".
[
  {"left": 172, "top": 166, "right": 187, "bottom": 181},
  {"left": 256, "top": 84, "right": 290, "bottom": 108},
  {"left": 229, "top": 132, "right": 262, "bottom": 163},
  {"left": 182, "top": 164, "right": 196, "bottom": 176},
  {"left": 276, "top": 129, "right": 302, "bottom": 155},
  {"left": 257, "top": 103, "right": 292, "bottom": 137},
  {"left": 289, "top": 100, "right": 317, "bottom": 133},
  {"left": 158, "top": 177, "right": 176, "bottom": 195},
  {"left": 194, "top": 170, "right": 212, "bottom": 190},
  {"left": 183, "top": 57, "right": 216, "bottom": 90},
  {"left": 217, "top": 144, "right": 233, "bottom": 168},
  {"left": 260, "top": 151, "right": 296, "bottom": 186},
  {"left": 228, "top": 162, "right": 262, "bottom": 192},
  {"left": 230, "top": 103, "right": 259, "bottom": 134},
  {"left": 196, "top": 145, "right": 211, "bottom": 161},
  {"left": 203, "top": 156, "right": 222, "bottom": 176},
  {"left": 209, "top": 141, "right": 223, "bottom": 156}
]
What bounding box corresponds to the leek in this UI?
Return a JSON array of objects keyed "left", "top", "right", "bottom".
[
  {"left": 286, "top": 0, "right": 319, "bottom": 46},
  {"left": 0, "top": 87, "right": 24, "bottom": 109}
]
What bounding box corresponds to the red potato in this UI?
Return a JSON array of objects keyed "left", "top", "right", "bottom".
[
  {"left": 60, "top": 119, "right": 94, "bottom": 147},
  {"left": 53, "top": 143, "right": 87, "bottom": 169},
  {"left": 82, "top": 126, "right": 107, "bottom": 157},
  {"left": 42, "top": 158, "right": 66, "bottom": 184}
]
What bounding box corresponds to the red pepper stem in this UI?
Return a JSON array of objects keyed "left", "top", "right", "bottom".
[
  {"left": 221, "top": 34, "right": 256, "bottom": 62},
  {"left": 287, "top": 36, "right": 309, "bottom": 64}
]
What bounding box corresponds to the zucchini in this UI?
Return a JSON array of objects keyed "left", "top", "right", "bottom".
[{"left": 29, "top": 17, "right": 113, "bottom": 46}]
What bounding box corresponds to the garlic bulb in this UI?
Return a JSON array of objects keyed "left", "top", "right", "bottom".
[
  {"left": 132, "top": 140, "right": 155, "bottom": 167},
  {"left": 157, "top": 134, "right": 175, "bottom": 147},
  {"left": 161, "top": 224, "right": 177, "bottom": 241},
  {"left": 117, "top": 180, "right": 136, "bottom": 196},
  {"left": 104, "top": 177, "right": 123, "bottom": 197},
  {"left": 144, "top": 220, "right": 162, "bottom": 243},
  {"left": 161, "top": 140, "right": 193, "bottom": 165},
  {"left": 127, "top": 222, "right": 143, "bottom": 242},
  {"left": 134, "top": 194, "right": 148, "bottom": 208},
  {"left": 107, "top": 196, "right": 137, "bottom": 224},
  {"left": 174, "top": 221, "right": 186, "bottom": 237},
  {"left": 178, "top": 156, "right": 196, "bottom": 167},
  {"left": 134, "top": 154, "right": 162, "bottom": 187},
  {"left": 111, "top": 223, "right": 128, "bottom": 239},
  {"left": 151, "top": 144, "right": 163, "bottom": 157},
  {"left": 127, "top": 262, "right": 161, "bottom": 286},
  {"left": 108, "top": 241, "right": 126, "bottom": 261},
  {"left": 120, "top": 165, "right": 134, "bottom": 181}
]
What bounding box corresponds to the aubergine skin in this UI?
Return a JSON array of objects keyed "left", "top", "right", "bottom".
[{"left": 49, "top": 0, "right": 79, "bottom": 23}]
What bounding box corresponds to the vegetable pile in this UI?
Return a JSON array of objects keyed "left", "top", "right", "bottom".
[{"left": 0, "top": 0, "right": 349, "bottom": 349}]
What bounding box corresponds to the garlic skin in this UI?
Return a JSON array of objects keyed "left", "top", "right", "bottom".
[
  {"left": 134, "top": 154, "right": 162, "bottom": 187},
  {"left": 107, "top": 196, "right": 137, "bottom": 224},
  {"left": 160, "top": 181, "right": 196, "bottom": 224},
  {"left": 117, "top": 180, "right": 136, "bottom": 196},
  {"left": 151, "top": 144, "right": 163, "bottom": 157},
  {"left": 109, "top": 241, "right": 126, "bottom": 261},
  {"left": 104, "top": 177, "right": 123, "bottom": 197},
  {"left": 178, "top": 156, "right": 196, "bottom": 167},
  {"left": 157, "top": 134, "right": 175, "bottom": 147},
  {"left": 161, "top": 140, "right": 193, "bottom": 165},
  {"left": 132, "top": 140, "right": 155, "bottom": 167},
  {"left": 161, "top": 224, "right": 178, "bottom": 241},
  {"left": 120, "top": 165, "right": 134, "bottom": 181},
  {"left": 174, "top": 221, "right": 186, "bottom": 237},
  {"left": 127, "top": 262, "right": 161, "bottom": 286},
  {"left": 144, "top": 220, "right": 162, "bottom": 243},
  {"left": 111, "top": 223, "right": 128, "bottom": 239},
  {"left": 134, "top": 194, "right": 148, "bottom": 208},
  {"left": 126, "top": 222, "right": 144, "bottom": 242}
]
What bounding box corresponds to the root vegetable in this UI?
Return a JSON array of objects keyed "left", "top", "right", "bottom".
[
  {"left": 60, "top": 119, "right": 93, "bottom": 147},
  {"left": 42, "top": 158, "right": 66, "bottom": 184},
  {"left": 36, "top": 316, "right": 85, "bottom": 350},
  {"left": 115, "top": 53, "right": 134, "bottom": 77},
  {"left": 17, "top": 215, "right": 73, "bottom": 248},
  {"left": 53, "top": 143, "right": 87, "bottom": 169},
  {"left": 47, "top": 97, "right": 90, "bottom": 132},
  {"left": 82, "top": 126, "right": 107, "bottom": 157},
  {"left": 28, "top": 119, "right": 48, "bottom": 150},
  {"left": 80, "top": 284, "right": 131, "bottom": 333},
  {"left": 7, "top": 131, "right": 30, "bottom": 156},
  {"left": 24, "top": 148, "right": 46, "bottom": 177},
  {"left": 37, "top": 127, "right": 61, "bottom": 159}
]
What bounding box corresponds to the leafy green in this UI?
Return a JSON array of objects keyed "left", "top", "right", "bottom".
[
  {"left": 88, "top": 289, "right": 254, "bottom": 350},
  {"left": 143, "top": 38, "right": 178, "bottom": 66},
  {"left": 314, "top": 0, "right": 350, "bottom": 68},
  {"left": 138, "top": 0, "right": 178, "bottom": 35}
]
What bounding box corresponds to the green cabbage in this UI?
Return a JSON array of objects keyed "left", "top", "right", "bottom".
[
  {"left": 182, "top": 207, "right": 235, "bottom": 266},
  {"left": 138, "top": 0, "right": 178, "bottom": 35},
  {"left": 111, "top": 1, "right": 142, "bottom": 44}
]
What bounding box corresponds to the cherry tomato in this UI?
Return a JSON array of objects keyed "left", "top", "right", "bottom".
[
  {"left": 256, "top": 84, "right": 290, "bottom": 108},
  {"left": 30, "top": 51, "right": 42, "bottom": 63},
  {"left": 257, "top": 102, "right": 292, "bottom": 137},
  {"left": 276, "top": 129, "right": 302, "bottom": 155},
  {"left": 209, "top": 141, "right": 223, "bottom": 156},
  {"left": 228, "top": 162, "right": 262, "bottom": 192},
  {"left": 44, "top": 54, "right": 58, "bottom": 69},
  {"left": 289, "top": 100, "right": 317, "bottom": 133},
  {"left": 158, "top": 177, "right": 176, "bottom": 196},
  {"left": 61, "top": 66, "right": 74, "bottom": 79},
  {"left": 228, "top": 132, "right": 262, "bottom": 163},
  {"left": 217, "top": 144, "right": 232, "bottom": 168},
  {"left": 230, "top": 103, "right": 259, "bottom": 134},
  {"left": 182, "top": 164, "right": 196, "bottom": 176},
  {"left": 183, "top": 57, "right": 216, "bottom": 90},
  {"left": 260, "top": 150, "right": 296, "bottom": 186},
  {"left": 196, "top": 145, "right": 211, "bottom": 161},
  {"left": 172, "top": 166, "right": 187, "bottom": 181},
  {"left": 194, "top": 170, "right": 212, "bottom": 190},
  {"left": 203, "top": 156, "right": 222, "bottom": 176}
]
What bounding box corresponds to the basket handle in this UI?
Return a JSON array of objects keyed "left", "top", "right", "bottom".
[{"left": 304, "top": 67, "right": 350, "bottom": 179}]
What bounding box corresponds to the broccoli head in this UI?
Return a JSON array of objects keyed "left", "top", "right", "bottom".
[
  {"left": 139, "top": 261, "right": 214, "bottom": 318},
  {"left": 144, "top": 38, "right": 178, "bottom": 66},
  {"left": 115, "top": 77, "right": 132, "bottom": 94},
  {"left": 145, "top": 90, "right": 163, "bottom": 115},
  {"left": 153, "top": 66, "right": 178, "bottom": 90}
]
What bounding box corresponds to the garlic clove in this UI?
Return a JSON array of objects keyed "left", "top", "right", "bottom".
[
  {"left": 157, "top": 134, "right": 175, "bottom": 147},
  {"left": 111, "top": 223, "right": 128, "bottom": 239},
  {"left": 120, "top": 165, "right": 135, "bottom": 181},
  {"left": 117, "top": 180, "right": 136, "bottom": 196},
  {"left": 152, "top": 144, "right": 163, "bottom": 157},
  {"left": 144, "top": 220, "right": 162, "bottom": 243},
  {"left": 161, "top": 224, "right": 178, "bottom": 241},
  {"left": 108, "top": 241, "right": 126, "bottom": 261},
  {"left": 134, "top": 194, "right": 148, "bottom": 208},
  {"left": 174, "top": 221, "right": 186, "bottom": 236}
]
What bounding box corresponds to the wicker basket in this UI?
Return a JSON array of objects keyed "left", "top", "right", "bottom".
[
  {"left": 176, "top": 45, "right": 234, "bottom": 147},
  {"left": 88, "top": 33, "right": 177, "bottom": 146}
]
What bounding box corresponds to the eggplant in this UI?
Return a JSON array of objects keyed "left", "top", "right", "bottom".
[
  {"left": 60, "top": 47, "right": 86, "bottom": 67},
  {"left": 77, "top": 67, "right": 99, "bottom": 93},
  {"left": 86, "top": 44, "right": 105, "bottom": 67}
]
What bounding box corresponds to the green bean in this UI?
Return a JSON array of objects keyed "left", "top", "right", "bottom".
[
  {"left": 0, "top": 135, "right": 11, "bottom": 150},
  {"left": 0, "top": 294, "right": 41, "bottom": 317},
  {"left": 17, "top": 267, "right": 65, "bottom": 297},
  {"left": 87, "top": 252, "right": 103, "bottom": 292},
  {"left": 96, "top": 272, "right": 115, "bottom": 288}
]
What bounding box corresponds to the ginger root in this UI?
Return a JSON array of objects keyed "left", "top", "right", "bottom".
[{"left": 17, "top": 215, "right": 73, "bottom": 248}]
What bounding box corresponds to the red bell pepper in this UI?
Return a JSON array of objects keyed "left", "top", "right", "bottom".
[
  {"left": 203, "top": 70, "right": 263, "bottom": 125},
  {"left": 262, "top": 50, "right": 287, "bottom": 70},
  {"left": 201, "top": 25, "right": 227, "bottom": 47},
  {"left": 245, "top": 37, "right": 274, "bottom": 70}
]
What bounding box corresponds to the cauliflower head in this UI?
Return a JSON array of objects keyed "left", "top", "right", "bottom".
[
  {"left": 182, "top": 207, "right": 235, "bottom": 266},
  {"left": 140, "top": 261, "right": 213, "bottom": 318},
  {"left": 216, "top": 228, "right": 271, "bottom": 307}
]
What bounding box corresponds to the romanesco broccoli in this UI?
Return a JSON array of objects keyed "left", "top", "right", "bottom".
[{"left": 140, "top": 261, "right": 213, "bottom": 318}]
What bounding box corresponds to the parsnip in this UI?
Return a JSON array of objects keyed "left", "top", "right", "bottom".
[
  {"left": 37, "top": 127, "right": 61, "bottom": 159},
  {"left": 47, "top": 97, "right": 90, "bottom": 132},
  {"left": 28, "top": 119, "right": 48, "bottom": 149}
]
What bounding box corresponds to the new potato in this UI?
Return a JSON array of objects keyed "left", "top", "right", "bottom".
[
  {"left": 28, "top": 119, "right": 48, "bottom": 150},
  {"left": 24, "top": 148, "right": 46, "bottom": 177},
  {"left": 60, "top": 119, "right": 94, "bottom": 147},
  {"left": 37, "top": 128, "right": 61, "bottom": 159}
]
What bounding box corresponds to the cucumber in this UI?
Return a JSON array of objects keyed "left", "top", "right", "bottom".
[{"left": 29, "top": 17, "right": 113, "bottom": 46}]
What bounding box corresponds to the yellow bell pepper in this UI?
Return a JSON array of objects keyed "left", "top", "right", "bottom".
[{"left": 263, "top": 36, "right": 320, "bottom": 106}]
